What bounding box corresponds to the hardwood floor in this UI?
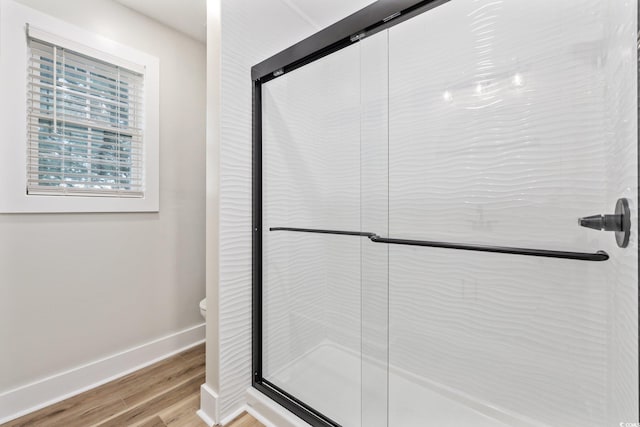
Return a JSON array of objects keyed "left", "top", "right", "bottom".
[
  {"left": 225, "top": 413, "right": 264, "bottom": 427},
  {"left": 2, "top": 343, "right": 265, "bottom": 427},
  {"left": 2, "top": 344, "right": 207, "bottom": 427}
]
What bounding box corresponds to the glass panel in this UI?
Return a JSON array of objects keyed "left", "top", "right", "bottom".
[
  {"left": 360, "top": 30, "right": 389, "bottom": 427},
  {"left": 387, "top": 1, "right": 638, "bottom": 426},
  {"left": 262, "top": 44, "right": 363, "bottom": 426}
]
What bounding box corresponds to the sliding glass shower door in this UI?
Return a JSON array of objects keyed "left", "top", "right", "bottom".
[
  {"left": 261, "top": 42, "right": 369, "bottom": 426},
  {"left": 255, "top": 0, "right": 638, "bottom": 426},
  {"left": 385, "top": 1, "right": 637, "bottom": 426}
]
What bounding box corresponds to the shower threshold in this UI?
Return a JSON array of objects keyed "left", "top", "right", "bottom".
[{"left": 265, "top": 342, "right": 540, "bottom": 427}]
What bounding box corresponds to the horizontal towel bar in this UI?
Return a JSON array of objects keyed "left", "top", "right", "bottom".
[
  {"left": 269, "top": 227, "right": 609, "bottom": 262},
  {"left": 270, "top": 227, "right": 376, "bottom": 237}
]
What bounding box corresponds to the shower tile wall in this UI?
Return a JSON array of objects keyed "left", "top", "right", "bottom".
[{"left": 219, "top": 0, "right": 321, "bottom": 418}]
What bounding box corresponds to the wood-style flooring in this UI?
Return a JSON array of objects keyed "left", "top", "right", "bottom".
[
  {"left": 225, "top": 413, "right": 264, "bottom": 427},
  {"left": 3, "top": 345, "right": 207, "bottom": 427},
  {"left": 1, "top": 343, "right": 264, "bottom": 427}
]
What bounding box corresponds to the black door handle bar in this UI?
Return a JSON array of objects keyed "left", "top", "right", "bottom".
[{"left": 269, "top": 227, "right": 609, "bottom": 262}]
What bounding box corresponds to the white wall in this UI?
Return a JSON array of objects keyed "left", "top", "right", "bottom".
[
  {"left": 217, "top": 1, "right": 312, "bottom": 419},
  {"left": 204, "top": 0, "right": 220, "bottom": 414},
  {"left": 0, "top": 0, "right": 206, "bottom": 413}
]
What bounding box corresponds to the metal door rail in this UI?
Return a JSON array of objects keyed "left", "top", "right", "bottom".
[{"left": 269, "top": 227, "right": 609, "bottom": 261}]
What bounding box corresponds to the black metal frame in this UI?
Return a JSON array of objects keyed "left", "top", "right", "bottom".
[
  {"left": 251, "top": 0, "right": 450, "bottom": 83},
  {"left": 252, "top": 0, "right": 640, "bottom": 425}
]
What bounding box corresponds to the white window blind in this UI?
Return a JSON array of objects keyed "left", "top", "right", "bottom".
[{"left": 27, "top": 36, "right": 145, "bottom": 197}]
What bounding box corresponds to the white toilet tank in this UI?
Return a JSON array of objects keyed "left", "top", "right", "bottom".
[{"left": 199, "top": 298, "right": 206, "bottom": 319}]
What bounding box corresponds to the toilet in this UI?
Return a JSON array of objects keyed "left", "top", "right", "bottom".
[{"left": 199, "top": 298, "right": 206, "bottom": 319}]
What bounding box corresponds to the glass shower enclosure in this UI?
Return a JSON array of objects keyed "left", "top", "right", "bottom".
[{"left": 252, "top": 1, "right": 639, "bottom": 426}]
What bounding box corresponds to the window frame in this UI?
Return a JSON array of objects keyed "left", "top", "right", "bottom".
[{"left": 0, "top": 0, "right": 159, "bottom": 213}]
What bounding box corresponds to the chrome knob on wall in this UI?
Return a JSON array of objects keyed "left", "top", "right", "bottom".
[{"left": 579, "top": 198, "right": 631, "bottom": 248}]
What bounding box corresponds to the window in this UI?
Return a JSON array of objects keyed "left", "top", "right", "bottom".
[
  {"left": 0, "top": 0, "right": 159, "bottom": 213},
  {"left": 27, "top": 37, "right": 144, "bottom": 197}
]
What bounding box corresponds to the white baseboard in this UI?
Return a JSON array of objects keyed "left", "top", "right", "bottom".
[
  {"left": 0, "top": 322, "right": 206, "bottom": 424},
  {"left": 197, "top": 383, "right": 219, "bottom": 426},
  {"left": 245, "top": 387, "right": 311, "bottom": 427}
]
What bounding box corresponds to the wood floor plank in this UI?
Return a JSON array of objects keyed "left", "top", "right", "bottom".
[
  {"left": 94, "top": 373, "right": 204, "bottom": 427},
  {"left": 117, "top": 345, "right": 204, "bottom": 406},
  {"left": 157, "top": 395, "right": 204, "bottom": 426},
  {"left": 225, "top": 412, "right": 265, "bottom": 427},
  {"left": 177, "top": 344, "right": 206, "bottom": 364},
  {"left": 101, "top": 358, "right": 177, "bottom": 396},
  {"left": 92, "top": 351, "right": 186, "bottom": 400},
  {"left": 0, "top": 344, "right": 206, "bottom": 427},
  {"left": 89, "top": 344, "right": 204, "bottom": 409},
  {"left": 137, "top": 415, "right": 167, "bottom": 427},
  {"left": 122, "top": 347, "right": 205, "bottom": 408},
  {"left": 2, "top": 390, "right": 127, "bottom": 427}
]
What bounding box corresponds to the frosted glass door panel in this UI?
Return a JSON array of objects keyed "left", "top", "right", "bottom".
[
  {"left": 262, "top": 44, "right": 363, "bottom": 426},
  {"left": 387, "top": 1, "right": 638, "bottom": 427}
]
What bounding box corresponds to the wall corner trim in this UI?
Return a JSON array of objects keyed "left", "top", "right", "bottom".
[
  {"left": 0, "top": 323, "right": 205, "bottom": 424},
  {"left": 198, "top": 383, "right": 220, "bottom": 426}
]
